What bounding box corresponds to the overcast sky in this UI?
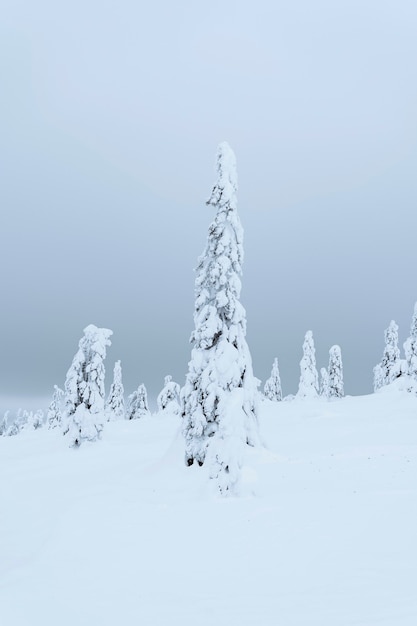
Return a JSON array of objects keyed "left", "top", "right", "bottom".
[{"left": 1, "top": 0, "right": 417, "bottom": 410}]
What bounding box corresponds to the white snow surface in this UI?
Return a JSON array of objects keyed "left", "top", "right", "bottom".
[{"left": 1, "top": 387, "right": 417, "bottom": 625}]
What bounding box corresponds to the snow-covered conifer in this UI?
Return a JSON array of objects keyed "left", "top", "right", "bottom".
[
  {"left": 319, "top": 367, "right": 330, "bottom": 399},
  {"left": 0, "top": 411, "right": 9, "bottom": 436},
  {"left": 47, "top": 385, "right": 64, "bottom": 429},
  {"left": 328, "top": 345, "right": 344, "bottom": 399},
  {"left": 106, "top": 360, "right": 125, "bottom": 421},
  {"left": 373, "top": 363, "right": 384, "bottom": 392},
  {"left": 62, "top": 324, "right": 112, "bottom": 447},
  {"left": 16, "top": 409, "right": 29, "bottom": 431},
  {"left": 380, "top": 320, "right": 401, "bottom": 385},
  {"left": 404, "top": 303, "right": 417, "bottom": 382},
  {"left": 157, "top": 375, "right": 181, "bottom": 415},
  {"left": 264, "top": 358, "right": 282, "bottom": 401},
  {"left": 27, "top": 409, "right": 44, "bottom": 430},
  {"left": 297, "top": 331, "right": 319, "bottom": 399},
  {"left": 182, "top": 142, "right": 259, "bottom": 492},
  {"left": 127, "top": 383, "right": 150, "bottom": 420}
]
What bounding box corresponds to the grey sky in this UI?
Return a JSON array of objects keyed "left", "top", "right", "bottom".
[{"left": 1, "top": 0, "right": 417, "bottom": 409}]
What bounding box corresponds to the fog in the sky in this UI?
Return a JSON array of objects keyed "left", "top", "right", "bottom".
[{"left": 1, "top": 0, "right": 417, "bottom": 410}]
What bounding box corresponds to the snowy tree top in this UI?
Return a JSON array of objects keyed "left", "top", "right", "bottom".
[
  {"left": 206, "top": 141, "right": 238, "bottom": 209},
  {"left": 83, "top": 324, "right": 113, "bottom": 345}
]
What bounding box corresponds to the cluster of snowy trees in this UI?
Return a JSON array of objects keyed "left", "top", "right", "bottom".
[
  {"left": 1, "top": 328, "right": 181, "bottom": 442},
  {"left": 373, "top": 304, "right": 417, "bottom": 392},
  {"left": 2, "top": 142, "right": 417, "bottom": 498},
  {"left": 0, "top": 143, "right": 345, "bottom": 495},
  {"left": 263, "top": 333, "right": 344, "bottom": 403},
  {"left": 0, "top": 408, "right": 45, "bottom": 437}
]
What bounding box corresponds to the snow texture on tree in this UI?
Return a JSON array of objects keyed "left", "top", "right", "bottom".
[
  {"left": 62, "top": 324, "right": 112, "bottom": 447},
  {"left": 47, "top": 385, "right": 64, "bottom": 429},
  {"left": 328, "top": 345, "right": 344, "bottom": 399},
  {"left": 404, "top": 303, "right": 417, "bottom": 382},
  {"left": 297, "top": 331, "right": 319, "bottom": 399},
  {"left": 264, "top": 358, "right": 282, "bottom": 401},
  {"left": 380, "top": 320, "right": 401, "bottom": 385},
  {"left": 182, "top": 142, "right": 259, "bottom": 482},
  {"left": 157, "top": 375, "right": 181, "bottom": 415},
  {"left": 320, "top": 367, "right": 330, "bottom": 399},
  {"left": 106, "top": 360, "right": 125, "bottom": 421},
  {"left": 206, "top": 388, "right": 247, "bottom": 496},
  {"left": 127, "top": 383, "right": 150, "bottom": 420}
]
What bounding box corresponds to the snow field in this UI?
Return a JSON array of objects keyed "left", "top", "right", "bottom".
[{"left": 1, "top": 389, "right": 416, "bottom": 625}]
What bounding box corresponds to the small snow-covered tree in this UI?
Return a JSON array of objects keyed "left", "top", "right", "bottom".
[
  {"left": 127, "top": 383, "right": 150, "bottom": 419},
  {"left": 6, "top": 422, "right": 20, "bottom": 436},
  {"left": 106, "top": 360, "right": 125, "bottom": 421},
  {"left": 27, "top": 409, "right": 44, "bottom": 430},
  {"left": 404, "top": 303, "right": 417, "bottom": 382},
  {"left": 373, "top": 363, "right": 384, "bottom": 392},
  {"left": 264, "top": 357, "right": 282, "bottom": 401},
  {"left": 157, "top": 375, "right": 181, "bottom": 415},
  {"left": 0, "top": 411, "right": 9, "bottom": 436},
  {"left": 15, "top": 409, "right": 30, "bottom": 431},
  {"left": 47, "top": 385, "right": 64, "bottom": 429},
  {"left": 319, "top": 367, "right": 330, "bottom": 399},
  {"left": 62, "top": 324, "right": 112, "bottom": 447},
  {"left": 328, "top": 345, "right": 344, "bottom": 399},
  {"left": 182, "top": 142, "right": 259, "bottom": 491},
  {"left": 297, "top": 331, "right": 319, "bottom": 399},
  {"left": 381, "top": 320, "right": 401, "bottom": 385}
]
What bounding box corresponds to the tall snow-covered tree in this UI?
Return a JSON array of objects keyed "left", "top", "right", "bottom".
[
  {"left": 319, "top": 367, "right": 330, "bottom": 399},
  {"left": 297, "top": 331, "right": 319, "bottom": 399},
  {"left": 127, "top": 383, "right": 150, "bottom": 420},
  {"left": 404, "top": 303, "right": 417, "bottom": 382},
  {"left": 264, "top": 358, "right": 282, "bottom": 401},
  {"left": 157, "top": 375, "right": 181, "bottom": 415},
  {"left": 47, "top": 385, "right": 64, "bottom": 429},
  {"left": 328, "top": 345, "right": 344, "bottom": 398},
  {"left": 62, "top": 324, "right": 112, "bottom": 447},
  {"left": 182, "top": 142, "right": 259, "bottom": 494},
  {"left": 381, "top": 320, "right": 401, "bottom": 385},
  {"left": 106, "top": 360, "right": 125, "bottom": 421}
]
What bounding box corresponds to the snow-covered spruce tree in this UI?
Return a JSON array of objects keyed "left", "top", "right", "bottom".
[
  {"left": 106, "top": 360, "right": 125, "bottom": 421},
  {"left": 62, "top": 324, "right": 112, "bottom": 447},
  {"left": 182, "top": 142, "right": 259, "bottom": 494},
  {"left": 0, "top": 411, "right": 9, "bottom": 436},
  {"left": 328, "top": 345, "right": 344, "bottom": 399},
  {"left": 381, "top": 320, "right": 401, "bottom": 385},
  {"left": 47, "top": 385, "right": 64, "bottom": 429},
  {"left": 404, "top": 303, "right": 417, "bottom": 382},
  {"left": 127, "top": 383, "right": 150, "bottom": 420},
  {"left": 297, "top": 331, "right": 319, "bottom": 399},
  {"left": 157, "top": 375, "right": 181, "bottom": 415},
  {"left": 264, "top": 357, "right": 282, "bottom": 401},
  {"left": 319, "top": 367, "right": 330, "bottom": 399},
  {"left": 27, "top": 409, "right": 44, "bottom": 430},
  {"left": 15, "top": 409, "right": 29, "bottom": 431},
  {"left": 373, "top": 363, "right": 384, "bottom": 392}
]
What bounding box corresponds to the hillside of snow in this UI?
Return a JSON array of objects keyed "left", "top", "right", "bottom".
[{"left": 1, "top": 387, "right": 416, "bottom": 626}]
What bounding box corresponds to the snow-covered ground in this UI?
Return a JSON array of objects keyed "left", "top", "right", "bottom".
[{"left": 1, "top": 387, "right": 416, "bottom": 625}]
